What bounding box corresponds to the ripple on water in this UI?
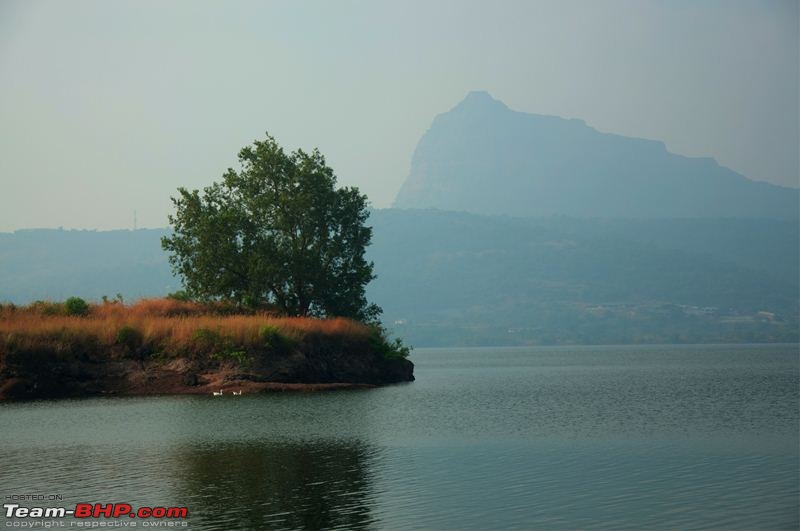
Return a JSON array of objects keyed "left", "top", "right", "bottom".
[{"left": 0, "top": 344, "right": 797, "bottom": 529}]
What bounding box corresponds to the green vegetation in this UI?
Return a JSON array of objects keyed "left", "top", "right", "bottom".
[
  {"left": 65, "top": 296, "right": 89, "bottom": 316},
  {"left": 0, "top": 298, "right": 414, "bottom": 399},
  {"left": 30, "top": 300, "right": 65, "bottom": 316},
  {"left": 259, "top": 325, "right": 294, "bottom": 354},
  {"left": 101, "top": 293, "right": 124, "bottom": 305},
  {"left": 166, "top": 290, "right": 192, "bottom": 302},
  {"left": 0, "top": 298, "right": 407, "bottom": 365},
  {"left": 371, "top": 333, "right": 411, "bottom": 360},
  {"left": 162, "top": 133, "right": 379, "bottom": 321},
  {"left": 115, "top": 325, "right": 143, "bottom": 354},
  {"left": 21, "top": 297, "right": 92, "bottom": 317}
]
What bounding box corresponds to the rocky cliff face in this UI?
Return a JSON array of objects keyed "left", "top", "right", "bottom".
[{"left": 394, "top": 91, "right": 798, "bottom": 219}]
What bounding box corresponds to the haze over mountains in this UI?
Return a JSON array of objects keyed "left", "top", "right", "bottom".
[
  {"left": 394, "top": 91, "right": 799, "bottom": 219},
  {"left": 1, "top": 92, "right": 797, "bottom": 346},
  {"left": 1, "top": 213, "right": 797, "bottom": 346}
]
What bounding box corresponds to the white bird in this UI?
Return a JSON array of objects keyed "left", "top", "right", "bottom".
[
  {"left": 232, "top": 390, "right": 243, "bottom": 396},
  {"left": 212, "top": 390, "right": 223, "bottom": 396}
]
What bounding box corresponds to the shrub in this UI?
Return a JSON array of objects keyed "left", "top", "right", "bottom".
[
  {"left": 64, "top": 297, "right": 89, "bottom": 316},
  {"left": 115, "top": 325, "right": 143, "bottom": 353},
  {"left": 259, "top": 325, "right": 293, "bottom": 353},
  {"left": 383, "top": 337, "right": 411, "bottom": 359},
  {"left": 191, "top": 327, "right": 252, "bottom": 366},
  {"left": 166, "top": 290, "right": 192, "bottom": 302},
  {"left": 31, "top": 300, "right": 64, "bottom": 316},
  {"left": 101, "top": 294, "right": 124, "bottom": 305},
  {"left": 369, "top": 327, "right": 411, "bottom": 359},
  {"left": 192, "top": 327, "right": 229, "bottom": 355}
]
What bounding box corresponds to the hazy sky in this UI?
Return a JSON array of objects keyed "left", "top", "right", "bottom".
[{"left": 0, "top": 0, "right": 797, "bottom": 231}]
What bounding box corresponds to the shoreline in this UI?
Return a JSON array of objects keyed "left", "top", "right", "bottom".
[
  {"left": 0, "top": 376, "right": 380, "bottom": 401},
  {"left": 0, "top": 300, "right": 414, "bottom": 401},
  {"left": 0, "top": 355, "right": 413, "bottom": 401}
]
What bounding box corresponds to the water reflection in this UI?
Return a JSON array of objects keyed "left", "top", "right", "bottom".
[
  {"left": 174, "top": 440, "right": 379, "bottom": 530},
  {"left": 1, "top": 345, "right": 797, "bottom": 529}
]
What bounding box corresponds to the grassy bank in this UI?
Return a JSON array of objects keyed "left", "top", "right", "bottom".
[
  {"left": 0, "top": 298, "right": 409, "bottom": 360},
  {"left": 0, "top": 298, "right": 412, "bottom": 400}
]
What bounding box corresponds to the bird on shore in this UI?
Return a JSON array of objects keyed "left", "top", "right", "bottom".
[
  {"left": 232, "top": 390, "right": 243, "bottom": 396},
  {"left": 212, "top": 390, "right": 223, "bottom": 396}
]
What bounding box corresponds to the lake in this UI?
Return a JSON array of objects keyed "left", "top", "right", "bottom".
[{"left": 1, "top": 344, "right": 798, "bottom": 529}]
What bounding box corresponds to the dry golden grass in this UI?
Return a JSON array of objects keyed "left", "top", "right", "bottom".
[{"left": 0, "top": 298, "right": 372, "bottom": 359}]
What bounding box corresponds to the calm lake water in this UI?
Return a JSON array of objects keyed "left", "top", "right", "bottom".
[{"left": 1, "top": 344, "right": 798, "bottom": 529}]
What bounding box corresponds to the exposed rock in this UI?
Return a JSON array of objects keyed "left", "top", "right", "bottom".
[{"left": 394, "top": 91, "right": 799, "bottom": 219}]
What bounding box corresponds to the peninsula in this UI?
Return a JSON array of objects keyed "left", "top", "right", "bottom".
[{"left": 0, "top": 298, "right": 414, "bottom": 401}]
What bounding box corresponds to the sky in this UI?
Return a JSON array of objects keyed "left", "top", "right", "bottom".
[{"left": 0, "top": 0, "right": 797, "bottom": 231}]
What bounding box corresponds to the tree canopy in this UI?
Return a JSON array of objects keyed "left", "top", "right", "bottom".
[{"left": 161, "top": 134, "right": 380, "bottom": 321}]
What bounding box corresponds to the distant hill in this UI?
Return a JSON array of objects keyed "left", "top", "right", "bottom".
[
  {"left": 367, "top": 210, "right": 798, "bottom": 345},
  {"left": 0, "top": 228, "right": 177, "bottom": 302},
  {"left": 393, "top": 91, "right": 799, "bottom": 220},
  {"left": 1, "top": 212, "right": 797, "bottom": 345}
]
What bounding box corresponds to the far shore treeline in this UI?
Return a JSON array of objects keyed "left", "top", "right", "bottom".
[{"left": 1, "top": 215, "right": 797, "bottom": 346}]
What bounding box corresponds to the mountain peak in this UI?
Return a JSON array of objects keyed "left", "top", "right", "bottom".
[
  {"left": 394, "top": 93, "right": 799, "bottom": 220},
  {"left": 456, "top": 91, "right": 508, "bottom": 111}
]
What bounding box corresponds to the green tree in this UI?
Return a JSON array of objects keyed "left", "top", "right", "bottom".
[{"left": 161, "top": 134, "right": 380, "bottom": 321}]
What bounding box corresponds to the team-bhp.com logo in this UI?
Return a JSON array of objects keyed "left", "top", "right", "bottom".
[{"left": 4, "top": 503, "right": 188, "bottom": 519}]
